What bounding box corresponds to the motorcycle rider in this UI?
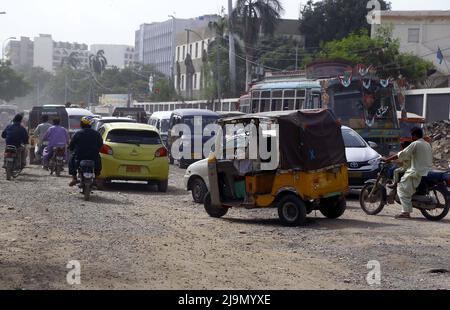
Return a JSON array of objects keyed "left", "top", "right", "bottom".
[
  {"left": 384, "top": 127, "right": 433, "bottom": 219},
  {"left": 34, "top": 115, "right": 52, "bottom": 162},
  {"left": 1, "top": 114, "right": 29, "bottom": 169},
  {"left": 42, "top": 118, "right": 70, "bottom": 168},
  {"left": 68, "top": 116, "right": 103, "bottom": 187}
]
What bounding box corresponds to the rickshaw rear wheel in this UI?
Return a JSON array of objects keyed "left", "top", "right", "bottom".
[
  {"left": 204, "top": 193, "right": 229, "bottom": 218},
  {"left": 277, "top": 195, "right": 307, "bottom": 227},
  {"left": 319, "top": 197, "right": 347, "bottom": 219}
]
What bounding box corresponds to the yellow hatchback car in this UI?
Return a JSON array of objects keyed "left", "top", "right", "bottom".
[{"left": 98, "top": 123, "right": 170, "bottom": 192}]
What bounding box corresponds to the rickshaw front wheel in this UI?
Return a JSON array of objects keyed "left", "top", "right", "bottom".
[
  {"left": 204, "top": 193, "right": 229, "bottom": 218},
  {"left": 319, "top": 197, "right": 347, "bottom": 219},
  {"left": 277, "top": 195, "right": 307, "bottom": 227}
]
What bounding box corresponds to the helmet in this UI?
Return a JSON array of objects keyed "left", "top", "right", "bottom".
[{"left": 80, "top": 116, "right": 94, "bottom": 127}]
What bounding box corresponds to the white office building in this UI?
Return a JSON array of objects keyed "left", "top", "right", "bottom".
[
  {"left": 90, "top": 44, "right": 136, "bottom": 69},
  {"left": 32, "top": 34, "right": 89, "bottom": 73},
  {"left": 135, "top": 15, "right": 219, "bottom": 77}
]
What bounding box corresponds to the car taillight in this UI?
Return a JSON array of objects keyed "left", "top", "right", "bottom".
[
  {"left": 447, "top": 178, "right": 450, "bottom": 186},
  {"left": 100, "top": 145, "right": 113, "bottom": 156},
  {"left": 155, "top": 147, "right": 168, "bottom": 158}
]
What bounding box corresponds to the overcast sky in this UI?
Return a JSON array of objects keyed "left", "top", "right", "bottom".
[{"left": 1, "top": 0, "right": 450, "bottom": 49}]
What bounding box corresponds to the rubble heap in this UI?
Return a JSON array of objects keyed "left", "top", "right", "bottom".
[{"left": 426, "top": 120, "right": 450, "bottom": 170}]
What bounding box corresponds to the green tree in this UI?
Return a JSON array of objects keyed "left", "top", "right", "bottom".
[
  {"left": 316, "top": 29, "right": 434, "bottom": 85},
  {"left": 61, "top": 52, "right": 81, "bottom": 70},
  {"left": 89, "top": 50, "right": 108, "bottom": 75},
  {"left": 300, "top": 0, "right": 391, "bottom": 48},
  {"left": 255, "top": 36, "right": 306, "bottom": 72},
  {"left": 0, "top": 61, "right": 31, "bottom": 102},
  {"left": 232, "top": 0, "right": 284, "bottom": 90}
]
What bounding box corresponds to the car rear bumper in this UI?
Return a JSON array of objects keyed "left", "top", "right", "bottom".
[{"left": 99, "top": 155, "right": 169, "bottom": 181}]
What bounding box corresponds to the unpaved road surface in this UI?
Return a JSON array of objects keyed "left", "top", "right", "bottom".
[{"left": 1, "top": 142, "right": 450, "bottom": 290}]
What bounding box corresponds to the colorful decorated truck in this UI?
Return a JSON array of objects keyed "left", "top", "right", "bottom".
[{"left": 308, "top": 61, "right": 401, "bottom": 156}]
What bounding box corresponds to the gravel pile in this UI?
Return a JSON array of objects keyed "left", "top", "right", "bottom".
[{"left": 427, "top": 120, "right": 450, "bottom": 170}]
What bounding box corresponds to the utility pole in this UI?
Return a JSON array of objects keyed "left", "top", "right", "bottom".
[
  {"left": 64, "top": 74, "right": 68, "bottom": 104},
  {"left": 228, "top": 0, "right": 237, "bottom": 97},
  {"left": 295, "top": 44, "right": 299, "bottom": 71}
]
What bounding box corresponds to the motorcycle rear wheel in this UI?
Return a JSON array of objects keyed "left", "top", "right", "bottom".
[
  {"left": 6, "top": 165, "right": 12, "bottom": 181},
  {"left": 420, "top": 187, "right": 449, "bottom": 221},
  {"left": 83, "top": 184, "right": 91, "bottom": 201}
]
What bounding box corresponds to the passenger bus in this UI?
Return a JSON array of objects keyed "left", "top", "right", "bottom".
[{"left": 133, "top": 98, "right": 239, "bottom": 115}]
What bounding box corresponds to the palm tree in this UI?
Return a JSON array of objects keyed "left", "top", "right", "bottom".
[
  {"left": 232, "top": 0, "right": 284, "bottom": 91},
  {"left": 61, "top": 51, "right": 81, "bottom": 70},
  {"left": 89, "top": 50, "right": 108, "bottom": 75}
]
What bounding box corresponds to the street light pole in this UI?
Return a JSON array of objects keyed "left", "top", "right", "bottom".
[
  {"left": 168, "top": 15, "right": 176, "bottom": 87},
  {"left": 2, "top": 36, "right": 16, "bottom": 62}
]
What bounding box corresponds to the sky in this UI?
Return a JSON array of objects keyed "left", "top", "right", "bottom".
[{"left": 1, "top": 0, "right": 450, "bottom": 50}]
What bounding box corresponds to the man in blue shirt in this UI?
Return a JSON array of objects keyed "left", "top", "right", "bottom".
[{"left": 2, "top": 114, "right": 29, "bottom": 168}]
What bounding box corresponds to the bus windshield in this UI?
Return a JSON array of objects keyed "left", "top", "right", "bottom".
[{"left": 333, "top": 90, "right": 397, "bottom": 130}]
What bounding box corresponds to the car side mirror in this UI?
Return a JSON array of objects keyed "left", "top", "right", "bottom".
[{"left": 368, "top": 141, "right": 378, "bottom": 149}]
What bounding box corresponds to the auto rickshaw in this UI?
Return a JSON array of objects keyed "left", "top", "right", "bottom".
[{"left": 204, "top": 109, "right": 349, "bottom": 226}]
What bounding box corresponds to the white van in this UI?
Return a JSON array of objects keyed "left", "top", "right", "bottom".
[
  {"left": 66, "top": 108, "right": 95, "bottom": 138},
  {"left": 148, "top": 111, "right": 172, "bottom": 146}
]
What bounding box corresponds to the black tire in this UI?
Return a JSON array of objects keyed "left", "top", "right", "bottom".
[
  {"left": 277, "top": 195, "right": 307, "bottom": 227},
  {"left": 169, "top": 154, "right": 174, "bottom": 165},
  {"left": 360, "top": 184, "right": 386, "bottom": 216},
  {"left": 56, "top": 165, "right": 62, "bottom": 177},
  {"left": 158, "top": 180, "right": 169, "bottom": 193},
  {"left": 420, "top": 187, "right": 450, "bottom": 221},
  {"left": 178, "top": 159, "right": 189, "bottom": 169},
  {"left": 204, "top": 192, "right": 228, "bottom": 218},
  {"left": 96, "top": 179, "right": 106, "bottom": 190},
  {"left": 6, "top": 164, "right": 12, "bottom": 181},
  {"left": 83, "top": 184, "right": 91, "bottom": 201},
  {"left": 191, "top": 177, "right": 208, "bottom": 203},
  {"left": 320, "top": 196, "right": 347, "bottom": 219}
]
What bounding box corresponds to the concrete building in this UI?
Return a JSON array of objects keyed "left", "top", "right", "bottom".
[
  {"left": 371, "top": 11, "right": 450, "bottom": 87},
  {"left": 4, "top": 37, "right": 34, "bottom": 68},
  {"left": 135, "top": 15, "right": 219, "bottom": 77},
  {"left": 173, "top": 18, "right": 305, "bottom": 100},
  {"left": 90, "top": 44, "right": 136, "bottom": 69},
  {"left": 32, "top": 34, "right": 90, "bottom": 73},
  {"left": 174, "top": 26, "right": 215, "bottom": 100}
]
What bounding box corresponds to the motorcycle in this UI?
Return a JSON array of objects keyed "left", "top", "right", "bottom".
[
  {"left": 78, "top": 160, "right": 95, "bottom": 201},
  {"left": 49, "top": 145, "right": 66, "bottom": 177},
  {"left": 360, "top": 162, "right": 450, "bottom": 221},
  {"left": 4, "top": 145, "right": 23, "bottom": 181}
]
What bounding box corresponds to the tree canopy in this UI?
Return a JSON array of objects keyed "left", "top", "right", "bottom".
[
  {"left": 0, "top": 61, "right": 31, "bottom": 102},
  {"left": 300, "top": 0, "right": 391, "bottom": 48},
  {"left": 316, "top": 28, "right": 435, "bottom": 85}
]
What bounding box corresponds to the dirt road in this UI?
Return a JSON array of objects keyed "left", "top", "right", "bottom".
[{"left": 1, "top": 143, "right": 450, "bottom": 290}]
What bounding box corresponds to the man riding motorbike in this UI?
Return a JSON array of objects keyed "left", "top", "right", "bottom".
[
  {"left": 1, "top": 114, "right": 29, "bottom": 169},
  {"left": 34, "top": 115, "right": 52, "bottom": 162},
  {"left": 42, "top": 118, "right": 70, "bottom": 169},
  {"left": 384, "top": 127, "right": 433, "bottom": 219},
  {"left": 68, "top": 116, "right": 103, "bottom": 187}
]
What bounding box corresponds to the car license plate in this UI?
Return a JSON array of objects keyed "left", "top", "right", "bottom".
[
  {"left": 349, "top": 172, "right": 363, "bottom": 178},
  {"left": 5, "top": 158, "right": 14, "bottom": 162},
  {"left": 127, "top": 165, "right": 141, "bottom": 173},
  {"left": 57, "top": 157, "right": 64, "bottom": 160}
]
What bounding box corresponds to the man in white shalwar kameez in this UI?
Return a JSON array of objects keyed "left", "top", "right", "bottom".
[{"left": 384, "top": 127, "right": 433, "bottom": 219}]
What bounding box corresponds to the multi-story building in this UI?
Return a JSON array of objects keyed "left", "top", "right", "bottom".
[
  {"left": 90, "top": 44, "right": 136, "bottom": 69},
  {"left": 173, "top": 18, "right": 305, "bottom": 100},
  {"left": 32, "top": 34, "right": 89, "bottom": 73},
  {"left": 4, "top": 36, "right": 34, "bottom": 68},
  {"left": 174, "top": 26, "right": 215, "bottom": 100},
  {"left": 371, "top": 11, "right": 450, "bottom": 87},
  {"left": 135, "top": 15, "right": 219, "bottom": 77}
]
